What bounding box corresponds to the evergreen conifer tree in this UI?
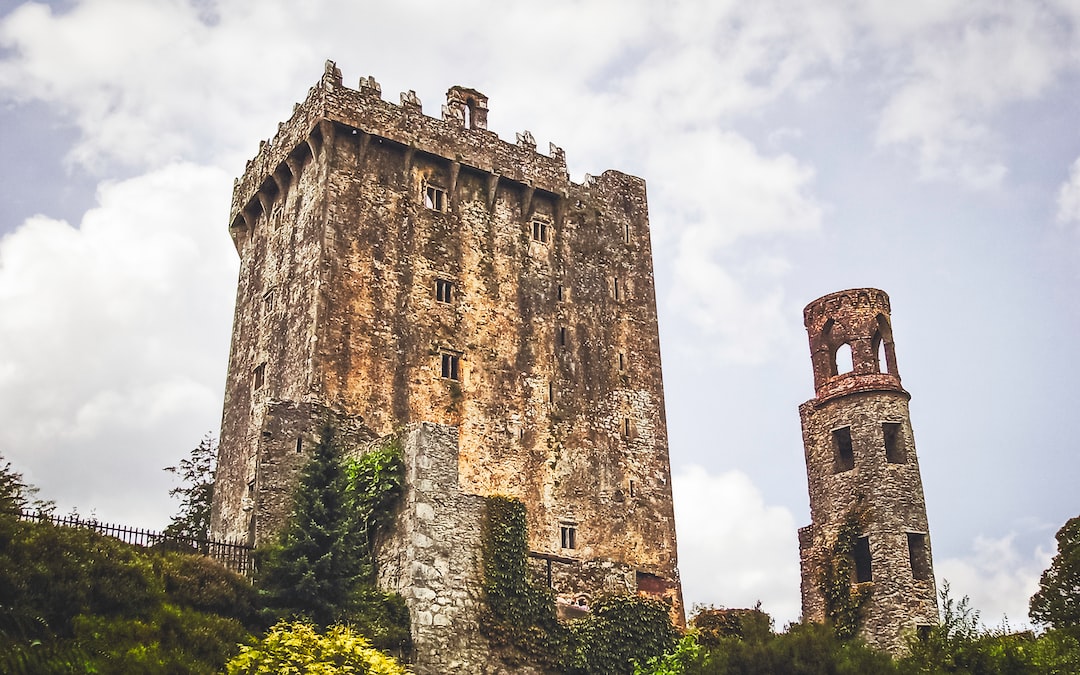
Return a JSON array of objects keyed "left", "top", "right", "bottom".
[
  {"left": 257, "top": 424, "right": 365, "bottom": 627},
  {"left": 1030, "top": 515, "right": 1080, "bottom": 631}
]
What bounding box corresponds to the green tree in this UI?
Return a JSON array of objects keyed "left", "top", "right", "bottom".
[
  {"left": 256, "top": 424, "right": 366, "bottom": 628},
  {"left": 1030, "top": 515, "right": 1080, "bottom": 631},
  {"left": 163, "top": 434, "right": 217, "bottom": 543},
  {"left": 225, "top": 620, "right": 408, "bottom": 675},
  {"left": 0, "top": 452, "right": 52, "bottom": 514}
]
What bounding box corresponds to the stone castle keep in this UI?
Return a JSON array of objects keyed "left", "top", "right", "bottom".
[
  {"left": 798, "top": 289, "right": 938, "bottom": 652},
  {"left": 209, "top": 61, "right": 681, "bottom": 671}
]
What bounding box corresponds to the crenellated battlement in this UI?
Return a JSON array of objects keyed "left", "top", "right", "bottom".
[{"left": 230, "top": 60, "right": 574, "bottom": 234}]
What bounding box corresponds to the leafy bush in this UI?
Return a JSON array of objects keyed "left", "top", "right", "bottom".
[{"left": 225, "top": 619, "right": 409, "bottom": 674}]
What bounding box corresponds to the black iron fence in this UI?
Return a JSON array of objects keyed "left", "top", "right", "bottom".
[{"left": 13, "top": 510, "right": 254, "bottom": 578}]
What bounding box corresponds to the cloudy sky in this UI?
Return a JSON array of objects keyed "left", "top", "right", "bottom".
[{"left": 2, "top": 0, "right": 1078, "bottom": 629}]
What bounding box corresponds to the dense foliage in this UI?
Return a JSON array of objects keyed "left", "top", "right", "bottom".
[
  {"left": 163, "top": 433, "right": 217, "bottom": 542},
  {"left": 1030, "top": 514, "right": 1080, "bottom": 631},
  {"left": 225, "top": 620, "right": 409, "bottom": 674},
  {"left": 480, "top": 495, "right": 678, "bottom": 674},
  {"left": 255, "top": 427, "right": 410, "bottom": 653},
  {"left": 0, "top": 514, "right": 256, "bottom": 674},
  {"left": 638, "top": 584, "right": 1080, "bottom": 675}
]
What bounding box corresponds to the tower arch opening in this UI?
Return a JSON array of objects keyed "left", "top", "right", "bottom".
[{"left": 834, "top": 342, "right": 853, "bottom": 376}]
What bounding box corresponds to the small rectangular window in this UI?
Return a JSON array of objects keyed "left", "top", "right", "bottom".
[
  {"left": 908, "top": 533, "right": 931, "bottom": 580},
  {"left": 624, "top": 222, "right": 631, "bottom": 244},
  {"left": 883, "top": 422, "right": 905, "bottom": 463},
  {"left": 548, "top": 381, "right": 554, "bottom": 403},
  {"left": 253, "top": 363, "right": 266, "bottom": 391},
  {"left": 532, "top": 219, "right": 549, "bottom": 242},
  {"left": 296, "top": 437, "right": 303, "bottom": 454},
  {"left": 833, "top": 427, "right": 854, "bottom": 473},
  {"left": 613, "top": 277, "right": 621, "bottom": 301},
  {"left": 623, "top": 417, "right": 631, "bottom": 438},
  {"left": 560, "top": 525, "right": 577, "bottom": 550},
  {"left": 854, "top": 535, "right": 872, "bottom": 583},
  {"left": 424, "top": 185, "right": 446, "bottom": 211},
  {"left": 629, "top": 479, "right": 635, "bottom": 497},
  {"left": 440, "top": 352, "right": 460, "bottom": 380},
  {"left": 436, "top": 278, "right": 453, "bottom": 303},
  {"left": 559, "top": 326, "right": 567, "bottom": 346},
  {"left": 557, "top": 284, "right": 564, "bottom": 301},
  {"left": 618, "top": 352, "right": 626, "bottom": 372},
  {"left": 263, "top": 290, "right": 274, "bottom": 314}
]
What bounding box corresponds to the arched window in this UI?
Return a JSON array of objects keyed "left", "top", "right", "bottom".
[
  {"left": 834, "top": 342, "right": 853, "bottom": 375},
  {"left": 872, "top": 331, "right": 885, "bottom": 373},
  {"left": 464, "top": 98, "right": 474, "bottom": 129}
]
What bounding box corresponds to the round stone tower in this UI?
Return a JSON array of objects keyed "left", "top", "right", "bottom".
[{"left": 797, "top": 288, "right": 938, "bottom": 653}]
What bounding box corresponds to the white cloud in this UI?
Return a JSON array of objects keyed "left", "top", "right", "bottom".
[
  {"left": 1056, "top": 157, "right": 1080, "bottom": 226},
  {"left": 872, "top": 1, "right": 1072, "bottom": 188},
  {"left": 936, "top": 533, "right": 1054, "bottom": 630},
  {"left": 0, "top": 162, "right": 237, "bottom": 526},
  {"left": 673, "top": 465, "right": 801, "bottom": 626}
]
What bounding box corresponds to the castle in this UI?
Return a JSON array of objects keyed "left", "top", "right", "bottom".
[
  {"left": 798, "top": 289, "right": 939, "bottom": 652},
  {"left": 209, "top": 61, "right": 682, "bottom": 671}
]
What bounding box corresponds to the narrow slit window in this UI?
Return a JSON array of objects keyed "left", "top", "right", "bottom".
[
  {"left": 854, "top": 535, "right": 872, "bottom": 582},
  {"left": 623, "top": 417, "right": 631, "bottom": 438},
  {"left": 618, "top": 352, "right": 626, "bottom": 372},
  {"left": 624, "top": 222, "right": 630, "bottom": 244},
  {"left": 560, "top": 525, "right": 577, "bottom": 550},
  {"left": 295, "top": 437, "right": 303, "bottom": 454},
  {"left": 436, "top": 278, "right": 454, "bottom": 303},
  {"left": 629, "top": 479, "right": 635, "bottom": 497},
  {"left": 532, "top": 219, "right": 549, "bottom": 242},
  {"left": 263, "top": 290, "right": 274, "bottom": 315},
  {"left": 548, "top": 382, "right": 554, "bottom": 403},
  {"left": 559, "top": 326, "right": 567, "bottom": 346},
  {"left": 253, "top": 363, "right": 266, "bottom": 391},
  {"left": 613, "top": 277, "right": 620, "bottom": 301},
  {"left": 833, "top": 426, "right": 854, "bottom": 473},
  {"left": 908, "top": 533, "right": 931, "bottom": 580},
  {"left": 424, "top": 185, "right": 446, "bottom": 211},
  {"left": 883, "top": 422, "right": 906, "bottom": 464},
  {"left": 440, "top": 352, "right": 460, "bottom": 380},
  {"left": 557, "top": 284, "right": 564, "bottom": 301}
]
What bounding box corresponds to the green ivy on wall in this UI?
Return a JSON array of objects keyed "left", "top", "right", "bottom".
[
  {"left": 480, "top": 495, "right": 677, "bottom": 674},
  {"left": 818, "top": 501, "right": 874, "bottom": 640}
]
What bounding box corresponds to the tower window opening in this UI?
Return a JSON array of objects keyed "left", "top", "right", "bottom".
[
  {"left": 463, "top": 99, "right": 473, "bottom": 128},
  {"left": 624, "top": 222, "right": 631, "bottom": 244},
  {"left": 873, "top": 331, "right": 885, "bottom": 373},
  {"left": 618, "top": 351, "right": 626, "bottom": 372},
  {"left": 557, "top": 284, "right": 564, "bottom": 301},
  {"left": 560, "top": 525, "right": 577, "bottom": 550},
  {"left": 883, "top": 422, "right": 906, "bottom": 463},
  {"left": 253, "top": 363, "right": 266, "bottom": 391},
  {"left": 613, "top": 277, "right": 621, "bottom": 301},
  {"left": 296, "top": 436, "right": 303, "bottom": 454},
  {"left": 548, "top": 381, "right": 554, "bottom": 403},
  {"left": 559, "top": 326, "right": 567, "bottom": 346},
  {"left": 263, "top": 290, "right": 274, "bottom": 315},
  {"left": 436, "top": 278, "right": 454, "bottom": 303},
  {"left": 908, "top": 533, "right": 931, "bottom": 580},
  {"left": 854, "top": 535, "right": 872, "bottom": 582},
  {"left": 440, "top": 352, "right": 460, "bottom": 380},
  {"left": 629, "top": 479, "right": 635, "bottom": 497},
  {"left": 532, "top": 219, "right": 549, "bottom": 242},
  {"left": 623, "top": 417, "right": 631, "bottom": 438},
  {"left": 832, "top": 426, "right": 854, "bottom": 473},
  {"left": 834, "top": 342, "right": 853, "bottom": 375},
  {"left": 424, "top": 185, "right": 446, "bottom": 211}
]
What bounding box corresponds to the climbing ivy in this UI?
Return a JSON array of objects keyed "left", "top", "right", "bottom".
[
  {"left": 480, "top": 495, "right": 677, "bottom": 674},
  {"left": 819, "top": 502, "right": 874, "bottom": 640}
]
